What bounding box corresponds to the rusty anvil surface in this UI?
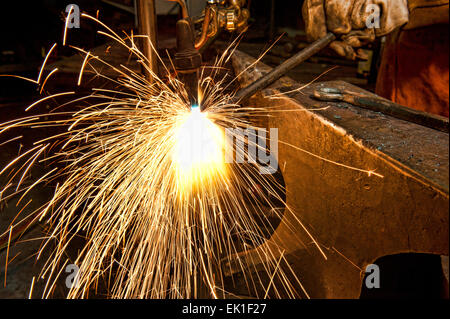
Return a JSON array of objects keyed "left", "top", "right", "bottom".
[{"left": 228, "top": 50, "right": 449, "bottom": 298}]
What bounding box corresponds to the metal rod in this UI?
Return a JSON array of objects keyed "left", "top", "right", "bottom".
[
  {"left": 314, "top": 87, "right": 449, "bottom": 133},
  {"left": 233, "top": 33, "right": 336, "bottom": 103},
  {"left": 137, "top": 0, "right": 158, "bottom": 81}
]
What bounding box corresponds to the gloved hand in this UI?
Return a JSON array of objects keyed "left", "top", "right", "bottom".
[{"left": 302, "top": 0, "right": 409, "bottom": 60}]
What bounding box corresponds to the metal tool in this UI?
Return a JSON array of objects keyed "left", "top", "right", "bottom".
[
  {"left": 192, "top": 0, "right": 250, "bottom": 50},
  {"left": 313, "top": 87, "right": 449, "bottom": 133},
  {"left": 135, "top": 0, "right": 250, "bottom": 86},
  {"left": 232, "top": 33, "right": 336, "bottom": 104},
  {"left": 171, "top": 0, "right": 251, "bottom": 107}
]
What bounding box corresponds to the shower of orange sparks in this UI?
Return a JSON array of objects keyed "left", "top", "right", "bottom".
[{"left": 0, "top": 13, "right": 384, "bottom": 299}]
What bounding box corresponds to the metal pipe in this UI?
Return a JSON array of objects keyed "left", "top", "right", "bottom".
[
  {"left": 233, "top": 33, "right": 336, "bottom": 103},
  {"left": 175, "top": 19, "right": 202, "bottom": 107},
  {"left": 195, "top": 5, "right": 213, "bottom": 50},
  {"left": 168, "top": 0, "right": 189, "bottom": 19},
  {"left": 137, "top": 0, "right": 158, "bottom": 81}
]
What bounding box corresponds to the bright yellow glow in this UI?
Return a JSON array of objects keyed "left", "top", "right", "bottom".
[{"left": 172, "top": 107, "right": 226, "bottom": 189}]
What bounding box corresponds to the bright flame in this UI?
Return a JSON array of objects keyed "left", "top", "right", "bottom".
[{"left": 172, "top": 106, "right": 226, "bottom": 189}]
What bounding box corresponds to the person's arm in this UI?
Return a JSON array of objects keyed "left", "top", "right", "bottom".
[{"left": 302, "top": 0, "right": 410, "bottom": 60}]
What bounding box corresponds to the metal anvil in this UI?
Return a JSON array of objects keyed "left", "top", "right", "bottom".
[{"left": 225, "top": 50, "right": 449, "bottom": 298}]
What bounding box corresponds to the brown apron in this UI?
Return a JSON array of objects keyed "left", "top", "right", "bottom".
[{"left": 376, "top": 1, "right": 449, "bottom": 117}]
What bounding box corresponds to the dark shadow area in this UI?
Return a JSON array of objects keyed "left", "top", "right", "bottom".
[{"left": 360, "top": 253, "right": 448, "bottom": 299}]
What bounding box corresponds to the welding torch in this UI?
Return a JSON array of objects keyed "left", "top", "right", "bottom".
[
  {"left": 172, "top": 0, "right": 251, "bottom": 108},
  {"left": 173, "top": 10, "right": 335, "bottom": 108}
]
